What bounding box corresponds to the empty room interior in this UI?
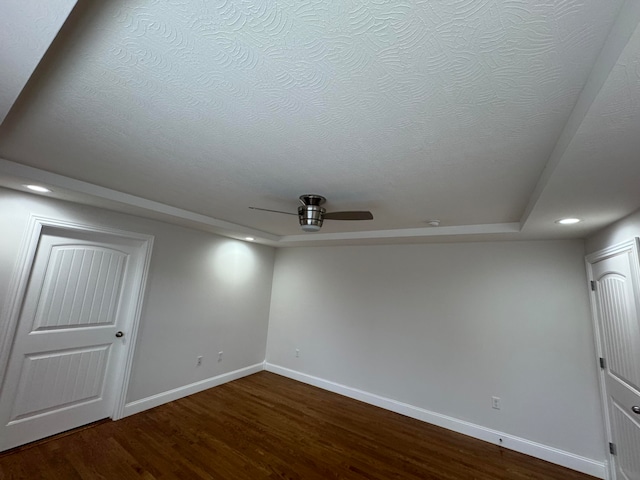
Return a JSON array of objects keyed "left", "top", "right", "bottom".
[{"left": 1, "top": 0, "right": 640, "bottom": 479}]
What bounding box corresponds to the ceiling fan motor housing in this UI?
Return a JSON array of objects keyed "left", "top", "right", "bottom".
[{"left": 298, "top": 205, "right": 325, "bottom": 232}]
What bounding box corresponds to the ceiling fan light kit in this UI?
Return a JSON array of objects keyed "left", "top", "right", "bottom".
[
  {"left": 298, "top": 195, "right": 326, "bottom": 232},
  {"left": 298, "top": 205, "right": 324, "bottom": 231}
]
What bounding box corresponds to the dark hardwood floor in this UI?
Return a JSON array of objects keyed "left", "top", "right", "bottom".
[{"left": 0, "top": 372, "right": 597, "bottom": 479}]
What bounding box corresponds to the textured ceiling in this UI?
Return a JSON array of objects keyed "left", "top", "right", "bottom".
[
  {"left": 523, "top": 17, "right": 640, "bottom": 238},
  {"left": 0, "top": 0, "right": 639, "bottom": 245}
]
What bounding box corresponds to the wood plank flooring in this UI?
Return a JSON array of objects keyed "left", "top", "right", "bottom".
[{"left": 0, "top": 372, "right": 597, "bottom": 479}]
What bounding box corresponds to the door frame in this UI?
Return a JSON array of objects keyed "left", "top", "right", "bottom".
[
  {"left": 585, "top": 237, "right": 640, "bottom": 480},
  {"left": 0, "top": 214, "right": 154, "bottom": 421}
]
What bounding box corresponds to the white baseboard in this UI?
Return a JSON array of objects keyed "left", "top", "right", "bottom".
[
  {"left": 122, "top": 363, "right": 264, "bottom": 417},
  {"left": 265, "top": 363, "right": 607, "bottom": 479}
]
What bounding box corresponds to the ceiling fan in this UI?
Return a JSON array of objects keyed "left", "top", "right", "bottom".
[{"left": 250, "top": 194, "right": 373, "bottom": 232}]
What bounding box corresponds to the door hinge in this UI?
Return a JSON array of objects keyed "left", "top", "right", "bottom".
[
  {"left": 609, "top": 442, "right": 616, "bottom": 455},
  {"left": 590, "top": 280, "right": 596, "bottom": 291},
  {"left": 600, "top": 357, "right": 606, "bottom": 369}
]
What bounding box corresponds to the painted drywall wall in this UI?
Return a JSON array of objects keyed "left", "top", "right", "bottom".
[
  {"left": 0, "top": 188, "right": 275, "bottom": 403},
  {"left": 586, "top": 207, "right": 640, "bottom": 254},
  {"left": 266, "top": 241, "right": 605, "bottom": 462}
]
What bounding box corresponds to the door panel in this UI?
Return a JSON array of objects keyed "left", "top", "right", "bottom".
[
  {"left": 0, "top": 230, "right": 138, "bottom": 451},
  {"left": 33, "top": 246, "right": 127, "bottom": 330},
  {"left": 11, "top": 345, "right": 111, "bottom": 421},
  {"left": 611, "top": 401, "right": 640, "bottom": 480},
  {"left": 598, "top": 272, "right": 640, "bottom": 391},
  {"left": 590, "top": 243, "right": 640, "bottom": 480}
]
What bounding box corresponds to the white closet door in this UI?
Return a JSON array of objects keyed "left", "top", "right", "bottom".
[
  {"left": 590, "top": 241, "right": 640, "bottom": 480},
  {"left": 0, "top": 230, "right": 138, "bottom": 451}
]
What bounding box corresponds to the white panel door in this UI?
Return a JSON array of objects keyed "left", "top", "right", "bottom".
[
  {"left": 590, "top": 243, "right": 640, "bottom": 480},
  {"left": 0, "top": 229, "right": 139, "bottom": 451}
]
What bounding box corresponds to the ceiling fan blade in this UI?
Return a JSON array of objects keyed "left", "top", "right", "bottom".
[
  {"left": 323, "top": 211, "right": 373, "bottom": 221},
  {"left": 249, "top": 206, "right": 297, "bottom": 216}
]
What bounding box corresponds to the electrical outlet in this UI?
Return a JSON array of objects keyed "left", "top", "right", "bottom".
[
  {"left": 492, "top": 396, "right": 501, "bottom": 410},
  {"left": 196, "top": 356, "right": 203, "bottom": 367},
  {"left": 218, "top": 351, "right": 223, "bottom": 362},
  {"left": 295, "top": 348, "right": 300, "bottom": 358}
]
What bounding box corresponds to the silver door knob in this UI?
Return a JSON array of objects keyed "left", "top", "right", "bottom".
[
  {"left": 632, "top": 406, "right": 640, "bottom": 414},
  {"left": 115, "top": 331, "right": 124, "bottom": 338}
]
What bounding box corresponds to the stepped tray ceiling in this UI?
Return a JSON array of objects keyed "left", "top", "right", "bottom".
[{"left": 1, "top": 0, "right": 640, "bottom": 246}]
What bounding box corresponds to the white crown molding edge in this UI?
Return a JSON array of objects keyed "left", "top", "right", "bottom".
[
  {"left": 122, "top": 362, "right": 264, "bottom": 417},
  {"left": 278, "top": 222, "right": 521, "bottom": 242},
  {"left": 1, "top": 158, "right": 525, "bottom": 246},
  {"left": 264, "top": 363, "right": 608, "bottom": 480},
  {"left": 0, "top": 158, "right": 280, "bottom": 241}
]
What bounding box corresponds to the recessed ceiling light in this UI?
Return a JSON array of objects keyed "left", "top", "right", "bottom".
[
  {"left": 555, "top": 218, "right": 581, "bottom": 225},
  {"left": 25, "top": 184, "right": 51, "bottom": 193},
  {"left": 245, "top": 237, "right": 255, "bottom": 241}
]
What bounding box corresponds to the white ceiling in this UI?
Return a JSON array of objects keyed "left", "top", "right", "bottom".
[{"left": 1, "top": 0, "right": 640, "bottom": 247}]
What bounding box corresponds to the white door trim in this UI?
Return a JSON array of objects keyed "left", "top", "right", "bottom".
[
  {"left": 0, "top": 214, "right": 154, "bottom": 422},
  {"left": 585, "top": 237, "right": 640, "bottom": 480}
]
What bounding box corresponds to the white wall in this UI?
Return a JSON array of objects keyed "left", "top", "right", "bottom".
[
  {"left": 586, "top": 207, "right": 640, "bottom": 254},
  {"left": 266, "top": 240, "right": 605, "bottom": 462},
  {"left": 0, "top": 188, "right": 275, "bottom": 403}
]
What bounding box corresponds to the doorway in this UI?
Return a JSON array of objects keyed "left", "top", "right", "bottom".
[
  {"left": 0, "top": 217, "right": 153, "bottom": 451},
  {"left": 586, "top": 239, "right": 640, "bottom": 480}
]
